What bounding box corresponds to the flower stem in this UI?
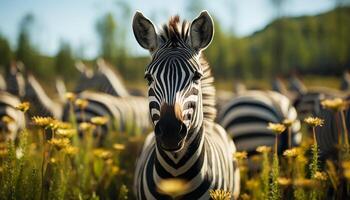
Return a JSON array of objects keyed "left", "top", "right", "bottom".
[
  {"left": 340, "top": 110, "right": 349, "bottom": 147},
  {"left": 288, "top": 127, "right": 292, "bottom": 149}
]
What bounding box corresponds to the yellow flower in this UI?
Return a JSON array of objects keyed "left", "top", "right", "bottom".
[
  {"left": 234, "top": 151, "right": 247, "bottom": 160},
  {"left": 79, "top": 122, "right": 96, "bottom": 132},
  {"left": 157, "top": 178, "right": 190, "bottom": 196},
  {"left": 113, "top": 143, "right": 126, "bottom": 151},
  {"left": 321, "top": 98, "right": 348, "bottom": 111},
  {"left": 209, "top": 189, "right": 232, "bottom": 200},
  {"left": 48, "top": 138, "right": 70, "bottom": 149},
  {"left": 240, "top": 193, "right": 251, "bottom": 200},
  {"left": 267, "top": 122, "right": 286, "bottom": 134},
  {"left": 0, "top": 149, "right": 8, "bottom": 157},
  {"left": 111, "top": 166, "right": 120, "bottom": 175},
  {"left": 93, "top": 148, "right": 112, "bottom": 160},
  {"left": 1, "top": 115, "right": 14, "bottom": 124},
  {"left": 278, "top": 177, "right": 292, "bottom": 186},
  {"left": 90, "top": 116, "right": 108, "bottom": 126},
  {"left": 294, "top": 178, "right": 319, "bottom": 188},
  {"left": 283, "top": 148, "right": 299, "bottom": 158},
  {"left": 314, "top": 171, "right": 327, "bottom": 181},
  {"left": 56, "top": 128, "right": 76, "bottom": 138},
  {"left": 15, "top": 101, "right": 30, "bottom": 112},
  {"left": 246, "top": 179, "right": 259, "bottom": 189},
  {"left": 32, "top": 116, "right": 54, "bottom": 127},
  {"left": 256, "top": 145, "right": 272, "bottom": 153},
  {"left": 65, "top": 92, "right": 76, "bottom": 102},
  {"left": 283, "top": 119, "right": 294, "bottom": 127},
  {"left": 304, "top": 117, "right": 324, "bottom": 127},
  {"left": 75, "top": 98, "right": 89, "bottom": 109},
  {"left": 344, "top": 169, "right": 350, "bottom": 180},
  {"left": 63, "top": 146, "right": 79, "bottom": 155},
  {"left": 342, "top": 161, "right": 350, "bottom": 169},
  {"left": 50, "top": 158, "right": 57, "bottom": 164}
]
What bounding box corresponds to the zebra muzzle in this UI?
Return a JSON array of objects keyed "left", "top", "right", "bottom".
[{"left": 155, "top": 119, "right": 187, "bottom": 151}]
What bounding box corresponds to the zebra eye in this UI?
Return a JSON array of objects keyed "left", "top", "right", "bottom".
[
  {"left": 192, "top": 71, "right": 202, "bottom": 83},
  {"left": 144, "top": 74, "right": 154, "bottom": 86}
]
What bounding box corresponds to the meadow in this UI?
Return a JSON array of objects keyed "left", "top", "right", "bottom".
[{"left": 0, "top": 89, "right": 350, "bottom": 200}]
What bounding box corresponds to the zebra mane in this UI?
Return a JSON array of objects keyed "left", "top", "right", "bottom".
[
  {"left": 159, "top": 15, "right": 190, "bottom": 44},
  {"left": 200, "top": 55, "right": 217, "bottom": 125}
]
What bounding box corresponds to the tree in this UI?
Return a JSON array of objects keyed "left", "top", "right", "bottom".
[
  {"left": 15, "top": 13, "right": 40, "bottom": 74},
  {"left": 96, "top": 13, "right": 117, "bottom": 63},
  {"left": 0, "top": 34, "right": 12, "bottom": 70},
  {"left": 55, "top": 41, "right": 76, "bottom": 80}
]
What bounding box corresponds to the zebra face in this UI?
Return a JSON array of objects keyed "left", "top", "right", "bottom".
[
  {"left": 133, "top": 11, "right": 214, "bottom": 151},
  {"left": 145, "top": 53, "right": 203, "bottom": 151}
]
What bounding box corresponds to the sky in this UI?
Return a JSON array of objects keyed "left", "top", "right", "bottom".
[{"left": 0, "top": 0, "right": 338, "bottom": 58}]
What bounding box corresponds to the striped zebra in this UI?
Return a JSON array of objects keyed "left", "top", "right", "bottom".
[
  {"left": 62, "top": 90, "right": 150, "bottom": 137},
  {"left": 217, "top": 90, "right": 301, "bottom": 156},
  {"left": 132, "top": 11, "right": 240, "bottom": 199},
  {"left": 74, "top": 60, "right": 129, "bottom": 97},
  {"left": 0, "top": 91, "right": 25, "bottom": 141}
]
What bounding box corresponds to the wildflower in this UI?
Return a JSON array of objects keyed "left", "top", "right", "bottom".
[
  {"left": 16, "top": 148, "right": 23, "bottom": 159},
  {"left": 321, "top": 98, "right": 348, "bottom": 111},
  {"left": 267, "top": 122, "right": 286, "bottom": 134},
  {"left": 63, "top": 146, "right": 79, "bottom": 155},
  {"left": 111, "top": 166, "right": 120, "bottom": 174},
  {"left": 283, "top": 148, "right": 299, "bottom": 158},
  {"left": 344, "top": 169, "right": 350, "bottom": 180},
  {"left": 79, "top": 122, "right": 96, "bottom": 132},
  {"left": 65, "top": 92, "right": 76, "bottom": 102},
  {"left": 93, "top": 148, "right": 112, "bottom": 160},
  {"left": 256, "top": 145, "right": 272, "bottom": 153},
  {"left": 283, "top": 119, "right": 294, "bottom": 127},
  {"left": 90, "top": 116, "right": 108, "bottom": 126},
  {"left": 75, "top": 98, "right": 88, "bottom": 109},
  {"left": 240, "top": 193, "right": 251, "bottom": 200},
  {"left": 15, "top": 101, "right": 30, "bottom": 113},
  {"left": 234, "top": 151, "right": 247, "bottom": 160},
  {"left": 55, "top": 121, "right": 72, "bottom": 129},
  {"left": 0, "top": 149, "right": 8, "bottom": 157},
  {"left": 50, "top": 158, "right": 57, "bottom": 164},
  {"left": 304, "top": 117, "right": 324, "bottom": 127},
  {"left": 342, "top": 161, "right": 350, "bottom": 169},
  {"left": 32, "top": 116, "right": 53, "bottom": 127},
  {"left": 48, "top": 138, "right": 70, "bottom": 150},
  {"left": 113, "top": 143, "right": 126, "bottom": 151},
  {"left": 246, "top": 179, "right": 259, "bottom": 189},
  {"left": 209, "top": 189, "right": 232, "bottom": 200},
  {"left": 294, "top": 178, "right": 319, "bottom": 188},
  {"left": 157, "top": 178, "right": 190, "bottom": 196},
  {"left": 56, "top": 128, "right": 76, "bottom": 138},
  {"left": 314, "top": 171, "right": 327, "bottom": 181},
  {"left": 278, "top": 177, "right": 292, "bottom": 186},
  {"left": 1, "top": 115, "right": 14, "bottom": 124}
]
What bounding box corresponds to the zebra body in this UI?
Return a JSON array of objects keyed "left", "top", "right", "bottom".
[
  {"left": 132, "top": 11, "right": 239, "bottom": 199},
  {"left": 0, "top": 91, "right": 25, "bottom": 141},
  {"left": 218, "top": 90, "right": 301, "bottom": 155}
]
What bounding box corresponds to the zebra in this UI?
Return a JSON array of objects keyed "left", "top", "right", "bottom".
[
  {"left": 0, "top": 91, "right": 25, "bottom": 141},
  {"left": 74, "top": 59, "right": 130, "bottom": 97},
  {"left": 62, "top": 90, "right": 150, "bottom": 137},
  {"left": 217, "top": 90, "right": 301, "bottom": 156},
  {"left": 132, "top": 11, "right": 240, "bottom": 199}
]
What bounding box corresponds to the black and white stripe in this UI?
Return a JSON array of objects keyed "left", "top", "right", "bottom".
[
  {"left": 132, "top": 11, "right": 239, "bottom": 199},
  {"left": 0, "top": 91, "right": 25, "bottom": 141},
  {"left": 217, "top": 90, "right": 301, "bottom": 155}
]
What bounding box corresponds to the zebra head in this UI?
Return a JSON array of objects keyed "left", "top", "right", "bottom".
[{"left": 132, "top": 11, "right": 214, "bottom": 151}]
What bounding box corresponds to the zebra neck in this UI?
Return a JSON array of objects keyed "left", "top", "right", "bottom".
[{"left": 154, "top": 125, "right": 205, "bottom": 178}]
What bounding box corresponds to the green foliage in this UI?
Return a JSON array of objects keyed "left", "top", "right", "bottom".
[
  {"left": 96, "top": 13, "right": 117, "bottom": 63},
  {"left": 55, "top": 41, "right": 76, "bottom": 80},
  {"left": 269, "top": 154, "right": 280, "bottom": 200},
  {"left": 0, "top": 34, "right": 12, "bottom": 69}
]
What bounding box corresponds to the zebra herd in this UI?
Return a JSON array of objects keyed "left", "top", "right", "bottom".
[
  {"left": 0, "top": 9, "right": 349, "bottom": 200},
  {"left": 0, "top": 59, "right": 150, "bottom": 141}
]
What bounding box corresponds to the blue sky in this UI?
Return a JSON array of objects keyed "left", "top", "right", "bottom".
[{"left": 0, "top": 0, "right": 337, "bottom": 58}]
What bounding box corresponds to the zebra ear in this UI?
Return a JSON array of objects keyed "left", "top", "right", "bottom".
[
  {"left": 189, "top": 10, "right": 214, "bottom": 51},
  {"left": 132, "top": 11, "right": 158, "bottom": 52}
]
